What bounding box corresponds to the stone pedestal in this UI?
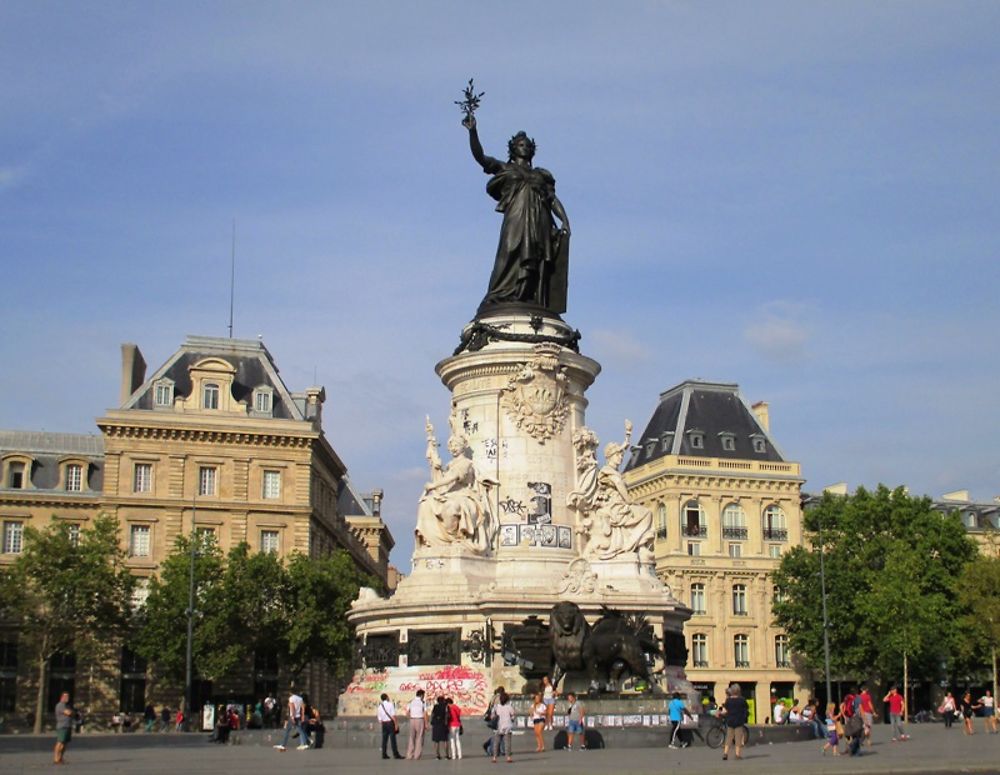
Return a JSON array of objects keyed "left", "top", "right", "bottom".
[{"left": 341, "top": 312, "right": 690, "bottom": 718}]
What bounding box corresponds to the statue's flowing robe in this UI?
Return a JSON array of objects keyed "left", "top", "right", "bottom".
[{"left": 478, "top": 157, "right": 567, "bottom": 314}]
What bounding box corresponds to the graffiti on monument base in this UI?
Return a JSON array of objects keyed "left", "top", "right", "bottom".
[{"left": 338, "top": 664, "right": 491, "bottom": 716}]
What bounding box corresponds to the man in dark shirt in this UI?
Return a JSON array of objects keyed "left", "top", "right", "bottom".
[
  {"left": 719, "top": 683, "right": 749, "bottom": 761},
  {"left": 54, "top": 691, "right": 74, "bottom": 765}
]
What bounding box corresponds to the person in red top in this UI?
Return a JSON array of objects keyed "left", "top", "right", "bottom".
[
  {"left": 883, "top": 685, "right": 909, "bottom": 741},
  {"left": 446, "top": 698, "right": 463, "bottom": 760},
  {"left": 859, "top": 685, "right": 877, "bottom": 746}
]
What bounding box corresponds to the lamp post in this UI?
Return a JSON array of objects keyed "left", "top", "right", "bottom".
[
  {"left": 817, "top": 513, "right": 833, "bottom": 708},
  {"left": 184, "top": 497, "right": 197, "bottom": 731}
]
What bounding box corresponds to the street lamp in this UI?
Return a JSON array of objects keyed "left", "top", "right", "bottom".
[
  {"left": 817, "top": 512, "right": 833, "bottom": 708},
  {"left": 184, "top": 496, "right": 197, "bottom": 732}
]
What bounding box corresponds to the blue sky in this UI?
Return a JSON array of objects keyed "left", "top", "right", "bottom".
[{"left": 2, "top": 2, "right": 998, "bottom": 567}]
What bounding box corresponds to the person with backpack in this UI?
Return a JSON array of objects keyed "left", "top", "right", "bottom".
[{"left": 841, "top": 686, "right": 864, "bottom": 756}]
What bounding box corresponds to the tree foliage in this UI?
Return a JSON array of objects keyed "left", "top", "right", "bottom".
[
  {"left": 0, "top": 514, "right": 134, "bottom": 732},
  {"left": 135, "top": 539, "right": 371, "bottom": 690},
  {"left": 956, "top": 554, "right": 1000, "bottom": 669},
  {"left": 772, "top": 485, "right": 978, "bottom": 684}
]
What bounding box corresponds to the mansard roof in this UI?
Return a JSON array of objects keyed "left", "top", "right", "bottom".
[
  {"left": 625, "top": 379, "right": 786, "bottom": 471},
  {"left": 0, "top": 430, "right": 105, "bottom": 491},
  {"left": 122, "top": 335, "right": 304, "bottom": 420}
]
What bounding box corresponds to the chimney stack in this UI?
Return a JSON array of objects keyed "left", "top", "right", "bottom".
[
  {"left": 942, "top": 489, "right": 970, "bottom": 502},
  {"left": 120, "top": 343, "right": 147, "bottom": 405},
  {"left": 751, "top": 400, "right": 770, "bottom": 433},
  {"left": 305, "top": 386, "right": 326, "bottom": 429}
]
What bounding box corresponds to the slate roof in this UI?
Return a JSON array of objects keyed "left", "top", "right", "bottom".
[
  {"left": 123, "top": 335, "right": 304, "bottom": 420},
  {"left": 0, "top": 430, "right": 105, "bottom": 491},
  {"left": 625, "top": 380, "right": 785, "bottom": 471},
  {"left": 338, "top": 478, "right": 374, "bottom": 517}
]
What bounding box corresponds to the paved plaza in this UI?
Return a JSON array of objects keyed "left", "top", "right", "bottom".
[{"left": 1, "top": 723, "right": 997, "bottom": 774}]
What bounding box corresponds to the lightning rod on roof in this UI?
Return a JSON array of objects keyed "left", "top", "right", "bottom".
[{"left": 228, "top": 219, "right": 236, "bottom": 338}]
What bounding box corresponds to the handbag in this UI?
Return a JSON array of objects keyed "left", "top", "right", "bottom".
[
  {"left": 381, "top": 702, "right": 399, "bottom": 734},
  {"left": 844, "top": 713, "right": 863, "bottom": 737},
  {"left": 459, "top": 723, "right": 464, "bottom": 736}
]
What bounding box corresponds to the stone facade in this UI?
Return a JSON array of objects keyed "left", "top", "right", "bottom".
[
  {"left": 623, "top": 380, "right": 806, "bottom": 721},
  {"left": 0, "top": 335, "right": 393, "bottom": 724}
]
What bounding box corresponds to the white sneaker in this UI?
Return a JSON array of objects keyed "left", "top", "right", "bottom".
[
  {"left": 273, "top": 745, "right": 286, "bottom": 751},
  {"left": 297, "top": 743, "right": 310, "bottom": 750},
  {"left": 669, "top": 744, "right": 679, "bottom": 749}
]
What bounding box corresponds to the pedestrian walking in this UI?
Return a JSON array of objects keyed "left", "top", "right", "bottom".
[
  {"left": 565, "top": 692, "right": 586, "bottom": 751},
  {"left": 841, "top": 687, "right": 864, "bottom": 756},
  {"left": 377, "top": 693, "right": 404, "bottom": 760},
  {"left": 978, "top": 689, "right": 997, "bottom": 734},
  {"left": 820, "top": 702, "right": 841, "bottom": 756},
  {"left": 859, "top": 684, "right": 877, "bottom": 747},
  {"left": 668, "top": 692, "right": 692, "bottom": 749},
  {"left": 719, "top": 683, "right": 748, "bottom": 761},
  {"left": 175, "top": 707, "right": 185, "bottom": 732},
  {"left": 447, "top": 697, "right": 463, "bottom": 760},
  {"left": 272, "top": 689, "right": 310, "bottom": 752},
  {"left": 159, "top": 705, "right": 171, "bottom": 733},
  {"left": 143, "top": 702, "right": 156, "bottom": 733},
  {"left": 939, "top": 691, "right": 957, "bottom": 728},
  {"left": 960, "top": 691, "right": 976, "bottom": 735},
  {"left": 883, "top": 684, "right": 909, "bottom": 741},
  {"left": 53, "top": 691, "right": 74, "bottom": 765},
  {"left": 431, "top": 695, "right": 450, "bottom": 759},
  {"left": 405, "top": 689, "right": 428, "bottom": 759},
  {"left": 530, "top": 693, "right": 546, "bottom": 752},
  {"left": 490, "top": 689, "right": 515, "bottom": 763}
]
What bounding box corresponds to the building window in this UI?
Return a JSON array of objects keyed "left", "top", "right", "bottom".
[
  {"left": 775, "top": 635, "right": 790, "bottom": 667},
  {"left": 153, "top": 379, "right": 174, "bottom": 408},
  {"left": 768, "top": 544, "right": 782, "bottom": 559},
  {"left": 656, "top": 503, "right": 667, "bottom": 539},
  {"left": 65, "top": 464, "right": 83, "bottom": 492},
  {"left": 7, "top": 462, "right": 25, "bottom": 489},
  {"left": 722, "top": 503, "right": 747, "bottom": 539},
  {"left": 129, "top": 525, "right": 151, "bottom": 557},
  {"left": 729, "top": 543, "right": 742, "bottom": 558},
  {"left": 644, "top": 440, "right": 656, "bottom": 457},
  {"left": 720, "top": 433, "right": 735, "bottom": 452},
  {"left": 119, "top": 647, "right": 147, "bottom": 713},
  {"left": 734, "top": 635, "right": 750, "bottom": 668},
  {"left": 198, "top": 467, "right": 217, "bottom": 496},
  {"left": 689, "top": 431, "right": 704, "bottom": 449},
  {"left": 195, "top": 527, "right": 217, "bottom": 546},
  {"left": 130, "top": 578, "right": 150, "bottom": 610},
  {"left": 67, "top": 524, "right": 80, "bottom": 547},
  {"left": 261, "top": 529, "right": 280, "bottom": 555},
  {"left": 773, "top": 585, "right": 786, "bottom": 605},
  {"left": 687, "top": 541, "right": 700, "bottom": 556},
  {"left": 2, "top": 522, "right": 24, "bottom": 554},
  {"left": 690, "top": 583, "right": 706, "bottom": 614},
  {"left": 691, "top": 634, "right": 708, "bottom": 668},
  {"left": 763, "top": 505, "right": 787, "bottom": 540},
  {"left": 262, "top": 470, "right": 281, "bottom": 500},
  {"left": 253, "top": 387, "right": 273, "bottom": 415},
  {"left": 660, "top": 433, "right": 673, "bottom": 452},
  {"left": 962, "top": 511, "right": 978, "bottom": 529},
  {"left": 682, "top": 500, "right": 707, "bottom": 537},
  {"left": 751, "top": 436, "right": 767, "bottom": 454},
  {"left": 0, "top": 642, "right": 17, "bottom": 713},
  {"left": 732, "top": 583, "right": 748, "bottom": 615},
  {"left": 133, "top": 463, "right": 152, "bottom": 493},
  {"left": 202, "top": 382, "right": 220, "bottom": 410}
]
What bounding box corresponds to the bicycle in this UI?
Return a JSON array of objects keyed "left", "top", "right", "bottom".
[{"left": 703, "top": 717, "right": 748, "bottom": 749}]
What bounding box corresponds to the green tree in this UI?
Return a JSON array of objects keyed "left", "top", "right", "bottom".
[
  {"left": 282, "top": 550, "right": 372, "bottom": 682},
  {"left": 0, "top": 514, "right": 134, "bottom": 733},
  {"left": 773, "top": 485, "right": 977, "bottom": 693},
  {"left": 956, "top": 554, "right": 1000, "bottom": 701}
]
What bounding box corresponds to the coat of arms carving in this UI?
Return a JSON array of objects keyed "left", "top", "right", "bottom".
[{"left": 500, "top": 345, "right": 569, "bottom": 443}]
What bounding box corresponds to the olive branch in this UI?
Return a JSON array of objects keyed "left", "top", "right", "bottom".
[{"left": 455, "top": 78, "right": 485, "bottom": 121}]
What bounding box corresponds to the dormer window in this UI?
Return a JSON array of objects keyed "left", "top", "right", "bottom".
[
  {"left": 751, "top": 435, "right": 767, "bottom": 454},
  {"left": 644, "top": 440, "right": 656, "bottom": 456},
  {"left": 661, "top": 432, "right": 674, "bottom": 452},
  {"left": 962, "top": 511, "right": 978, "bottom": 529},
  {"left": 252, "top": 386, "right": 274, "bottom": 416},
  {"left": 153, "top": 379, "right": 174, "bottom": 408},
  {"left": 7, "top": 461, "right": 25, "bottom": 489},
  {"left": 687, "top": 430, "right": 705, "bottom": 449},
  {"left": 719, "top": 432, "right": 736, "bottom": 452},
  {"left": 203, "top": 383, "right": 220, "bottom": 410},
  {"left": 65, "top": 464, "right": 83, "bottom": 492}
]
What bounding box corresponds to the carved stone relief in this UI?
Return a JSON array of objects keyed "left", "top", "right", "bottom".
[{"left": 499, "top": 344, "right": 569, "bottom": 443}]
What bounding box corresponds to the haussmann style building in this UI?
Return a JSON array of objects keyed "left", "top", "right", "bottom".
[
  {"left": 623, "top": 379, "right": 806, "bottom": 721},
  {"left": 0, "top": 335, "right": 394, "bottom": 725}
]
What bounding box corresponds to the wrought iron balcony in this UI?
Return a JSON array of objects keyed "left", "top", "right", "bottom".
[
  {"left": 723, "top": 527, "right": 748, "bottom": 539},
  {"left": 763, "top": 527, "right": 788, "bottom": 541},
  {"left": 692, "top": 660, "right": 709, "bottom": 668},
  {"left": 682, "top": 524, "right": 708, "bottom": 538},
  {"left": 735, "top": 660, "right": 750, "bottom": 668}
]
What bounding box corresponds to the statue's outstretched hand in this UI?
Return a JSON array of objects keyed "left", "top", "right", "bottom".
[{"left": 462, "top": 115, "right": 477, "bottom": 130}]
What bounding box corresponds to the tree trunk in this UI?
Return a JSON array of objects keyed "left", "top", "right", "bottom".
[
  {"left": 903, "top": 651, "right": 909, "bottom": 723},
  {"left": 33, "top": 656, "right": 47, "bottom": 735}
]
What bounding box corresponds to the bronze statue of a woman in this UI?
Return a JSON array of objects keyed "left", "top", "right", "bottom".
[{"left": 463, "top": 113, "right": 571, "bottom": 316}]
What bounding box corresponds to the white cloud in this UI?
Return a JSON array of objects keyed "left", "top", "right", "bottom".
[{"left": 743, "top": 302, "right": 811, "bottom": 363}]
